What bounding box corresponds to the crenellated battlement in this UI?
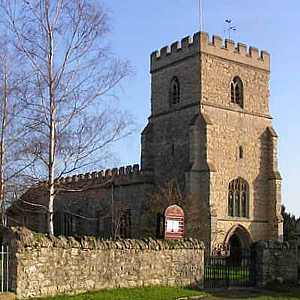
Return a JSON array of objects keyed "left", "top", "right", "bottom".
[
  {"left": 151, "top": 31, "right": 270, "bottom": 72},
  {"left": 55, "top": 164, "right": 153, "bottom": 187}
]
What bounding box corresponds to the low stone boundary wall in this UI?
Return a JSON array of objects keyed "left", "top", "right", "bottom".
[
  {"left": 3, "top": 227, "right": 204, "bottom": 299},
  {"left": 0, "top": 293, "right": 16, "bottom": 300},
  {"left": 253, "top": 240, "right": 298, "bottom": 287}
]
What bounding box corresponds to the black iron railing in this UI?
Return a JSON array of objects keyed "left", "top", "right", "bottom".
[{"left": 204, "top": 250, "right": 256, "bottom": 288}]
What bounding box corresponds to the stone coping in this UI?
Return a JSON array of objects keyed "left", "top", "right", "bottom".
[
  {"left": 253, "top": 240, "right": 292, "bottom": 249},
  {"left": 6, "top": 227, "right": 205, "bottom": 251},
  {"left": 0, "top": 293, "right": 16, "bottom": 300}
]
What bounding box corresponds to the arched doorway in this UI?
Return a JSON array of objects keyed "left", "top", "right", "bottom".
[
  {"left": 224, "top": 225, "right": 252, "bottom": 265},
  {"left": 205, "top": 225, "right": 256, "bottom": 288},
  {"left": 228, "top": 234, "right": 242, "bottom": 265}
]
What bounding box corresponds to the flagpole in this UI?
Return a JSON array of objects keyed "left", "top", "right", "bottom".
[{"left": 199, "top": 0, "right": 204, "bottom": 32}]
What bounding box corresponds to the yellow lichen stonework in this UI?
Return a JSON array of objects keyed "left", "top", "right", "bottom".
[{"left": 144, "top": 32, "right": 283, "bottom": 253}]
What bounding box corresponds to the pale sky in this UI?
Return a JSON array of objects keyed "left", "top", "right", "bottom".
[{"left": 105, "top": 1, "right": 300, "bottom": 217}]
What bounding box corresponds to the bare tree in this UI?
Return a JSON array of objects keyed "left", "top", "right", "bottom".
[
  {"left": 1, "top": 0, "right": 131, "bottom": 234},
  {"left": 142, "top": 180, "right": 184, "bottom": 238},
  {"left": 111, "top": 195, "right": 131, "bottom": 240},
  {"left": 0, "top": 35, "right": 36, "bottom": 225},
  {"left": 147, "top": 180, "right": 184, "bottom": 214},
  {"left": 88, "top": 181, "right": 132, "bottom": 240}
]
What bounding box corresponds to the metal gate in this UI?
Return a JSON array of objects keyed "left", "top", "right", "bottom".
[
  {"left": 204, "top": 249, "right": 256, "bottom": 288},
  {"left": 0, "top": 244, "right": 9, "bottom": 292}
]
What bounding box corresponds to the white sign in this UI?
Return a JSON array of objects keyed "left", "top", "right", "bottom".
[{"left": 166, "top": 220, "right": 180, "bottom": 233}]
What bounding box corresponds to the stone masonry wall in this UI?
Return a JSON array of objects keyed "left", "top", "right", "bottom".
[
  {"left": 146, "top": 35, "right": 201, "bottom": 186},
  {"left": 253, "top": 240, "right": 298, "bottom": 287},
  {"left": 7, "top": 164, "right": 155, "bottom": 239},
  {"left": 199, "top": 33, "right": 281, "bottom": 248},
  {"left": 145, "top": 31, "right": 282, "bottom": 253},
  {"left": 203, "top": 103, "right": 274, "bottom": 246},
  {"left": 4, "top": 227, "right": 204, "bottom": 299}
]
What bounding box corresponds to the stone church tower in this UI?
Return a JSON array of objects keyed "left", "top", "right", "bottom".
[
  {"left": 141, "top": 32, "right": 283, "bottom": 252},
  {"left": 7, "top": 32, "right": 283, "bottom": 255}
]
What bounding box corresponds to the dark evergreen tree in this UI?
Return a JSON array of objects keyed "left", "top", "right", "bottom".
[{"left": 282, "top": 205, "right": 298, "bottom": 241}]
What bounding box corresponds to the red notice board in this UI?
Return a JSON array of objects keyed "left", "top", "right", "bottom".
[{"left": 164, "top": 205, "right": 184, "bottom": 240}]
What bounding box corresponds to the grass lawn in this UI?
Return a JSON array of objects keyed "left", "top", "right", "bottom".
[
  {"left": 31, "top": 286, "right": 300, "bottom": 300},
  {"left": 32, "top": 287, "right": 207, "bottom": 300},
  {"left": 209, "top": 287, "right": 300, "bottom": 299},
  {"left": 205, "top": 266, "right": 250, "bottom": 280}
]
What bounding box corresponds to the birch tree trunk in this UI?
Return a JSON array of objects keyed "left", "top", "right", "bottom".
[{"left": 45, "top": 0, "right": 55, "bottom": 235}]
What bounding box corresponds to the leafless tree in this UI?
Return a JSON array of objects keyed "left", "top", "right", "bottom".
[
  {"left": 111, "top": 198, "right": 131, "bottom": 240},
  {"left": 147, "top": 180, "right": 184, "bottom": 214},
  {"left": 0, "top": 35, "right": 36, "bottom": 225},
  {"left": 91, "top": 182, "right": 132, "bottom": 240},
  {"left": 142, "top": 179, "right": 184, "bottom": 238},
  {"left": 0, "top": 0, "right": 131, "bottom": 234}
]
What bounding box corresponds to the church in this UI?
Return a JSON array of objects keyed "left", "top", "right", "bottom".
[{"left": 7, "top": 31, "right": 283, "bottom": 254}]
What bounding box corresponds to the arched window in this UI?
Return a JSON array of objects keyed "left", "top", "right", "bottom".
[
  {"left": 228, "top": 178, "right": 249, "bottom": 218},
  {"left": 230, "top": 76, "right": 244, "bottom": 108},
  {"left": 169, "top": 77, "right": 180, "bottom": 105}
]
